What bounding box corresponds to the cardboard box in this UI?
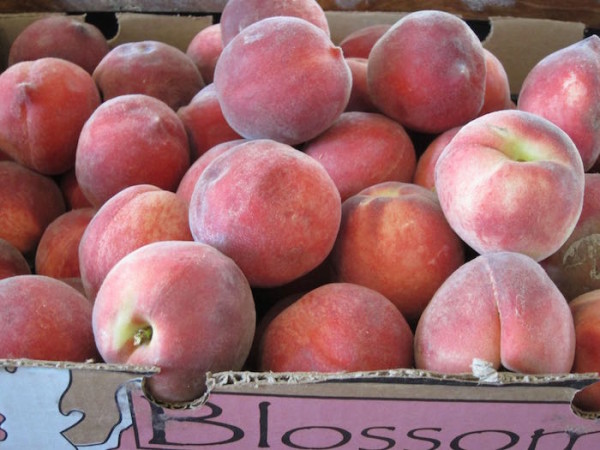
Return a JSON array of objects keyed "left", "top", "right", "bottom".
[{"left": 1, "top": 8, "right": 600, "bottom": 449}]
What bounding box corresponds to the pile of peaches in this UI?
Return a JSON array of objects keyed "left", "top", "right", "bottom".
[{"left": 1, "top": 0, "right": 600, "bottom": 410}]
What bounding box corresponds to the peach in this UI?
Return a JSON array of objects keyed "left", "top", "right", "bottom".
[
  {"left": 58, "top": 168, "right": 92, "bottom": 210},
  {"left": 79, "top": 184, "right": 192, "bottom": 301},
  {"left": 189, "top": 139, "right": 341, "bottom": 288},
  {"left": 0, "top": 239, "right": 31, "bottom": 280},
  {"left": 344, "top": 57, "right": 378, "bottom": 113},
  {"left": 177, "top": 84, "right": 243, "bottom": 161},
  {"left": 258, "top": 282, "right": 414, "bottom": 372},
  {"left": 185, "top": 23, "right": 223, "bottom": 84},
  {"left": 435, "top": 109, "right": 585, "bottom": 262},
  {"left": 0, "top": 274, "right": 98, "bottom": 361},
  {"left": 414, "top": 251, "right": 576, "bottom": 374},
  {"left": 214, "top": 16, "right": 352, "bottom": 146},
  {"left": 478, "top": 48, "right": 513, "bottom": 116},
  {"left": 367, "top": 10, "right": 486, "bottom": 134},
  {"left": 413, "top": 126, "right": 461, "bottom": 191},
  {"left": 8, "top": 15, "right": 110, "bottom": 74},
  {"left": 92, "top": 240, "right": 256, "bottom": 404},
  {"left": 35, "top": 207, "right": 95, "bottom": 282},
  {"left": 75, "top": 94, "right": 191, "bottom": 207},
  {"left": 0, "top": 161, "right": 66, "bottom": 255},
  {"left": 175, "top": 139, "right": 246, "bottom": 206},
  {"left": 303, "top": 111, "right": 417, "bottom": 201},
  {"left": 330, "top": 181, "right": 465, "bottom": 326},
  {"left": 569, "top": 290, "right": 600, "bottom": 412},
  {"left": 541, "top": 173, "right": 600, "bottom": 301},
  {"left": 219, "top": 0, "right": 330, "bottom": 46},
  {"left": 0, "top": 57, "right": 101, "bottom": 175},
  {"left": 92, "top": 40, "right": 204, "bottom": 110},
  {"left": 339, "top": 24, "right": 392, "bottom": 59},
  {"left": 518, "top": 35, "right": 600, "bottom": 170}
]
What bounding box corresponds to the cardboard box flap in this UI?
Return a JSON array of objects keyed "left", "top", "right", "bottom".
[{"left": 483, "top": 16, "right": 586, "bottom": 94}]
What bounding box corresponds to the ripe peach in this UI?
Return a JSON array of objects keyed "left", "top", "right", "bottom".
[
  {"left": 58, "top": 168, "right": 92, "bottom": 210},
  {"left": 176, "top": 139, "right": 246, "bottom": 206},
  {"left": 344, "top": 57, "right": 378, "bottom": 113},
  {"left": 569, "top": 290, "right": 600, "bottom": 412},
  {"left": 414, "top": 251, "right": 576, "bottom": 374},
  {"left": 79, "top": 184, "right": 192, "bottom": 301},
  {"left": 518, "top": 35, "right": 600, "bottom": 170},
  {"left": 92, "top": 240, "right": 256, "bottom": 404},
  {"left": 189, "top": 139, "right": 341, "bottom": 288},
  {"left": 339, "top": 24, "right": 391, "bottom": 59},
  {"left": 8, "top": 15, "right": 110, "bottom": 74},
  {"left": 35, "top": 208, "right": 96, "bottom": 282},
  {"left": 93, "top": 40, "right": 204, "bottom": 110},
  {"left": 219, "top": 0, "right": 330, "bottom": 46},
  {"left": 75, "top": 94, "right": 190, "bottom": 207},
  {"left": 177, "top": 84, "right": 243, "bottom": 161},
  {"left": 185, "top": 23, "right": 223, "bottom": 85},
  {"left": 330, "top": 181, "right": 465, "bottom": 326},
  {"left": 541, "top": 173, "right": 600, "bottom": 301},
  {"left": 214, "top": 16, "right": 351, "bottom": 146},
  {"left": 368, "top": 10, "right": 486, "bottom": 133},
  {"left": 413, "top": 126, "right": 461, "bottom": 191},
  {"left": 478, "top": 48, "right": 513, "bottom": 116},
  {"left": 435, "top": 109, "right": 585, "bottom": 262},
  {"left": 0, "top": 239, "right": 31, "bottom": 280},
  {"left": 0, "top": 161, "right": 66, "bottom": 255},
  {"left": 0, "top": 275, "right": 98, "bottom": 361},
  {"left": 0, "top": 57, "right": 101, "bottom": 175},
  {"left": 258, "top": 282, "right": 414, "bottom": 372},
  {"left": 303, "top": 111, "right": 417, "bottom": 201}
]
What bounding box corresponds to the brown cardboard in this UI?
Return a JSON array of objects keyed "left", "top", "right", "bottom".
[{"left": 0, "top": 10, "right": 599, "bottom": 448}]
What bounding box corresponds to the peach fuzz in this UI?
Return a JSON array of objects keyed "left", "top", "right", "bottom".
[
  {"left": 344, "top": 57, "right": 378, "bottom": 113},
  {"left": 541, "top": 173, "right": 600, "bottom": 301},
  {"left": 214, "top": 16, "right": 352, "bottom": 146},
  {"left": 35, "top": 207, "right": 96, "bottom": 281},
  {"left": 0, "top": 57, "right": 101, "bottom": 175},
  {"left": 177, "top": 84, "right": 243, "bottom": 161},
  {"left": 413, "top": 126, "right": 461, "bottom": 191},
  {"left": 414, "top": 252, "right": 576, "bottom": 374},
  {"left": 518, "top": 35, "right": 600, "bottom": 170},
  {"left": 219, "top": 0, "right": 330, "bottom": 46},
  {"left": 258, "top": 282, "right": 414, "bottom": 372},
  {"left": 185, "top": 23, "right": 223, "bottom": 84},
  {"left": 92, "top": 40, "right": 204, "bottom": 110},
  {"left": 367, "top": 10, "right": 486, "bottom": 134},
  {"left": 569, "top": 290, "right": 600, "bottom": 412},
  {"left": 435, "top": 109, "right": 585, "bottom": 262},
  {"left": 0, "top": 239, "right": 31, "bottom": 280},
  {"left": 79, "top": 184, "right": 192, "bottom": 301},
  {"left": 0, "top": 275, "right": 98, "bottom": 361},
  {"left": 8, "top": 15, "right": 110, "bottom": 74},
  {"left": 330, "top": 181, "right": 465, "bottom": 326},
  {"left": 189, "top": 139, "right": 341, "bottom": 288},
  {"left": 303, "top": 111, "right": 417, "bottom": 201},
  {"left": 176, "top": 139, "right": 246, "bottom": 206},
  {"left": 92, "top": 240, "right": 256, "bottom": 404},
  {"left": 478, "top": 48, "right": 513, "bottom": 116},
  {"left": 0, "top": 161, "right": 66, "bottom": 255},
  {"left": 339, "top": 24, "right": 392, "bottom": 59},
  {"left": 75, "top": 94, "right": 190, "bottom": 207}
]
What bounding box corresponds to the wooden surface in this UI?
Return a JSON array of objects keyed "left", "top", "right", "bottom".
[{"left": 1, "top": 1, "right": 599, "bottom": 29}]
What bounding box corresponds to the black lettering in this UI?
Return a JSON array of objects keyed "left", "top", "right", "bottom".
[
  {"left": 406, "top": 427, "right": 442, "bottom": 449},
  {"left": 282, "top": 426, "right": 352, "bottom": 449},
  {"left": 529, "top": 428, "right": 600, "bottom": 450},
  {"left": 258, "top": 401, "right": 270, "bottom": 448},
  {"left": 450, "top": 429, "right": 519, "bottom": 450},
  {"left": 147, "top": 400, "right": 244, "bottom": 446},
  {"left": 359, "top": 426, "right": 396, "bottom": 450}
]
